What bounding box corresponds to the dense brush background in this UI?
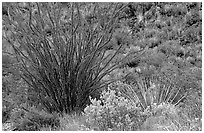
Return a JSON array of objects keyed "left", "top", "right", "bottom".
[{"left": 2, "top": 2, "right": 202, "bottom": 131}]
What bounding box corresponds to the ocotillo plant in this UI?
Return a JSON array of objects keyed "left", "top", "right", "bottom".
[{"left": 3, "top": 2, "right": 146, "bottom": 114}]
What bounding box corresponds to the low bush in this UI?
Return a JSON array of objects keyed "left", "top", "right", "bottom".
[
  {"left": 83, "top": 88, "right": 147, "bottom": 131},
  {"left": 142, "top": 103, "right": 202, "bottom": 131},
  {"left": 10, "top": 106, "right": 60, "bottom": 131},
  {"left": 58, "top": 114, "right": 91, "bottom": 131}
]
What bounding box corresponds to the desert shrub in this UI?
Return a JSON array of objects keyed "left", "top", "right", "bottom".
[
  {"left": 180, "top": 90, "right": 202, "bottom": 120},
  {"left": 120, "top": 73, "right": 187, "bottom": 111},
  {"left": 9, "top": 107, "right": 26, "bottom": 130},
  {"left": 142, "top": 103, "right": 202, "bottom": 131},
  {"left": 10, "top": 106, "right": 60, "bottom": 131},
  {"left": 108, "top": 26, "right": 133, "bottom": 51},
  {"left": 58, "top": 114, "right": 92, "bottom": 131},
  {"left": 3, "top": 2, "right": 147, "bottom": 114},
  {"left": 83, "top": 88, "right": 147, "bottom": 131},
  {"left": 2, "top": 74, "right": 29, "bottom": 123},
  {"left": 142, "top": 103, "right": 180, "bottom": 131},
  {"left": 157, "top": 63, "right": 201, "bottom": 104}
]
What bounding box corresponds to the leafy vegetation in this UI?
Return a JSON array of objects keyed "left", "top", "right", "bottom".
[{"left": 2, "top": 2, "right": 202, "bottom": 131}]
